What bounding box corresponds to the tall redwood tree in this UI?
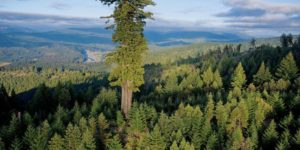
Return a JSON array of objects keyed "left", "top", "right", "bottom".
[{"left": 98, "top": 0, "right": 154, "bottom": 117}]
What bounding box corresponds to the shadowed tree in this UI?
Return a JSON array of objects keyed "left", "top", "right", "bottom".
[
  {"left": 98, "top": 0, "right": 155, "bottom": 117},
  {"left": 280, "top": 33, "right": 288, "bottom": 48},
  {"left": 250, "top": 38, "right": 256, "bottom": 49}
]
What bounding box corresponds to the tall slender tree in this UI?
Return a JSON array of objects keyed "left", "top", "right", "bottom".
[
  {"left": 231, "top": 62, "right": 247, "bottom": 89},
  {"left": 98, "top": 0, "right": 155, "bottom": 117}
]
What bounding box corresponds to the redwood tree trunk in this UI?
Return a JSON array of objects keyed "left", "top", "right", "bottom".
[{"left": 121, "top": 80, "right": 132, "bottom": 118}]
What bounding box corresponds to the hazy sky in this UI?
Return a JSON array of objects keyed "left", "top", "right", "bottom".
[{"left": 0, "top": 0, "right": 300, "bottom": 37}]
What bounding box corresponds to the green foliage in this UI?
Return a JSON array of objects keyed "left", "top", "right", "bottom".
[
  {"left": 170, "top": 141, "right": 179, "bottom": 150},
  {"left": 98, "top": 113, "right": 109, "bottom": 144},
  {"left": 276, "top": 52, "right": 299, "bottom": 80},
  {"left": 263, "top": 120, "right": 279, "bottom": 149},
  {"left": 228, "top": 127, "right": 243, "bottom": 150},
  {"left": 104, "top": 0, "right": 155, "bottom": 91},
  {"left": 80, "top": 129, "right": 96, "bottom": 150},
  {"left": 276, "top": 129, "right": 291, "bottom": 150},
  {"left": 215, "top": 101, "right": 227, "bottom": 128},
  {"left": 48, "top": 134, "right": 64, "bottom": 150},
  {"left": 1, "top": 34, "right": 300, "bottom": 149},
  {"left": 106, "top": 135, "right": 122, "bottom": 150},
  {"left": 227, "top": 99, "right": 249, "bottom": 133},
  {"left": 10, "top": 137, "right": 22, "bottom": 150},
  {"left": 164, "top": 74, "right": 181, "bottom": 94},
  {"left": 206, "top": 132, "right": 218, "bottom": 150},
  {"left": 294, "top": 129, "right": 300, "bottom": 147},
  {"left": 202, "top": 67, "right": 223, "bottom": 91},
  {"left": 231, "top": 62, "right": 247, "bottom": 88},
  {"left": 254, "top": 62, "right": 272, "bottom": 85},
  {"left": 64, "top": 124, "right": 81, "bottom": 150},
  {"left": 144, "top": 125, "right": 166, "bottom": 150},
  {"left": 91, "top": 88, "right": 117, "bottom": 117}
]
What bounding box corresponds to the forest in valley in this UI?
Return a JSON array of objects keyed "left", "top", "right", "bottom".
[
  {"left": 1, "top": 33, "right": 300, "bottom": 150},
  {"left": 1, "top": 0, "right": 300, "bottom": 150}
]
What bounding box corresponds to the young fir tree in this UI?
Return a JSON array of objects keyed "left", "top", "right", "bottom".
[
  {"left": 26, "top": 121, "right": 50, "bottom": 150},
  {"left": 144, "top": 125, "right": 166, "bottom": 150},
  {"left": 10, "top": 137, "right": 22, "bottom": 150},
  {"left": 276, "top": 52, "right": 299, "bottom": 80},
  {"left": 229, "top": 127, "right": 244, "bottom": 150},
  {"left": 170, "top": 141, "right": 179, "bottom": 150},
  {"left": 64, "top": 124, "right": 81, "bottom": 150},
  {"left": 262, "top": 120, "right": 279, "bottom": 149},
  {"left": 276, "top": 129, "right": 291, "bottom": 150},
  {"left": 293, "top": 129, "right": 300, "bottom": 148},
  {"left": 106, "top": 135, "right": 122, "bottom": 150},
  {"left": 206, "top": 132, "right": 218, "bottom": 150},
  {"left": 164, "top": 73, "right": 180, "bottom": 94},
  {"left": 202, "top": 67, "right": 223, "bottom": 91},
  {"left": 231, "top": 62, "right": 247, "bottom": 89},
  {"left": 98, "top": 0, "right": 155, "bottom": 117},
  {"left": 202, "top": 67, "right": 214, "bottom": 90},
  {"left": 48, "top": 133, "right": 64, "bottom": 150},
  {"left": 98, "top": 113, "right": 109, "bottom": 144},
  {"left": 254, "top": 62, "right": 272, "bottom": 85},
  {"left": 80, "top": 129, "right": 96, "bottom": 150},
  {"left": 23, "top": 126, "right": 36, "bottom": 149}
]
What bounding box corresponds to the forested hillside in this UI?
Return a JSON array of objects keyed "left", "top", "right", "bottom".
[{"left": 0, "top": 34, "right": 300, "bottom": 149}]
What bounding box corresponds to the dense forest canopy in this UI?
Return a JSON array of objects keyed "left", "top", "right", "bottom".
[{"left": 0, "top": 33, "right": 300, "bottom": 149}]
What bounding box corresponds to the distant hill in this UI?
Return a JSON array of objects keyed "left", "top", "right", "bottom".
[
  {"left": 0, "top": 11, "right": 282, "bottom": 68},
  {"left": 0, "top": 24, "right": 249, "bottom": 67}
]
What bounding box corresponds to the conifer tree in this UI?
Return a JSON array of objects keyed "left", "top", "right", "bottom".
[
  {"left": 276, "top": 52, "right": 298, "bottom": 80},
  {"left": 206, "top": 132, "right": 217, "bottom": 150},
  {"left": 229, "top": 127, "right": 243, "bottom": 150},
  {"left": 293, "top": 129, "right": 300, "bottom": 148},
  {"left": 254, "top": 62, "right": 272, "bottom": 85},
  {"left": 116, "top": 111, "right": 125, "bottom": 131},
  {"left": 279, "top": 112, "right": 293, "bottom": 129},
  {"left": 202, "top": 67, "right": 214, "bottom": 90},
  {"left": 212, "top": 69, "right": 223, "bottom": 90},
  {"left": 99, "top": 0, "right": 155, "bottom": 117},
  {"left": 202, "top": 67, "right": 223, "bottom": 91},
  {"left": 262, "top": 120, "right": 278, "bottom": 149},
  {"left": 98, "top": 113, "right": 109, "bottom": 144},
  {"left": 106, "top": 135, "right": 122, "bottom": 150},
  {"left": 24, "top": 121, "right": 50, "bottom": 150},
  {"left": 227, "top": 100, "right": 249, "bottom": 133},
  {"left": 88, "top": 117, "right": 97, "bottom": 136},
  {"left": 164, "top": 74, "right": 180, "bottom": 94},
  {"left": 79, "top": 117, "right": 88, "bottom": 132},
  {"left": 10, "top": 137, "right": 22, "bottom": 150},
  {"left": 144, "top": 125, "right": 166, "bottom": 150},
  {"left": 48, "top": 134, "right": 64, "bottom": 150},
  {"left": 280, "top": 33, "right": 288, "bottom": 48},
  {"left": 215, "top": 101, "right": 227, "bottom": 128},
  {"left": 23, "top": 125, "right": 36, "bottom": 149},
  {"left": 170, "top": 141, "right": 179, "bottom": 150},
  {"left": 128, "top": 103, "right": 146, "bottom": 133},
  {"left": 80, "top": 129, "right": 96, "bottom": 150},
  {"left": 231, "top": 62, "right": 246, "bottom": 89},
  {"left": 275, "top": 129, "right": 291, "bottom": 150},
  {"left": 64, "top": 124, "right": 81, "bottom": 150}
]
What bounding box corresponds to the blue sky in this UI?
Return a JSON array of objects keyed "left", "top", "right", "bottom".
[{"left": 0, "top": 0, "right": 300, "bottom": 37}]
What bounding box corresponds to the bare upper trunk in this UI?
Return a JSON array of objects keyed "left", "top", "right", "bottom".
[{"left": 121, "top": 80, "right": 132, "bottom": 118}]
